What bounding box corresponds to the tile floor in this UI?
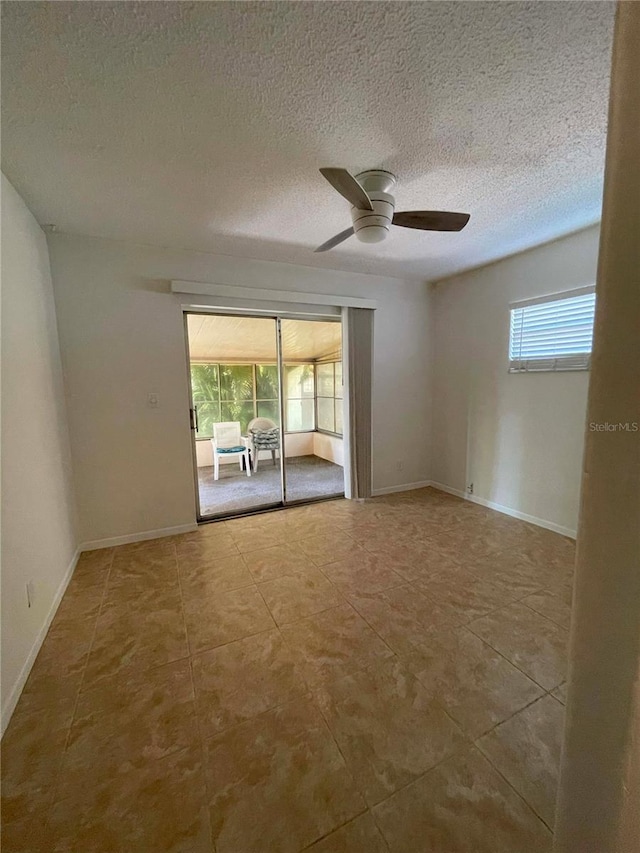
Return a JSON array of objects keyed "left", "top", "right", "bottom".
[{"left": 1, "top": 487, "right": 575, "bottom": 852}]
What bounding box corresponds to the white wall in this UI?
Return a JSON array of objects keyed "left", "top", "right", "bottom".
[
  {"left": 431, "top": 226, "right": 600, "bottom": 535},
  {"left": 1, "top": 176, "right": 78, "bottom": 731},
  {"left": 48, "top": 234, "right": 432, "bottom": 544},
  {"left": 313, "top": 433, "right": 344, "bottom": 467}
]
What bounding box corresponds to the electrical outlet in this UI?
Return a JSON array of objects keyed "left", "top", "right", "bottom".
[
  {"left": 26, "top": 580, "right": 36, "bottom": 608},
  {"left": 467, "top": 483, "right": 474, "bottom": 494},
  {"left": 396, "top": 460, "right": 404, "bottom": 472},
  {"left": 147, "top": 393, "right": 159, "bottom": 408}
]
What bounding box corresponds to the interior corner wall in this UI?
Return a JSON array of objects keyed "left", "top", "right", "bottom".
[
  {"left": 430, "top": 225, "right": 600, "bottom": 536},
  {"left": 1, "top": 175, "right": 78, "bottom": 732},
  {"left": 47, "top": 234, "right": 433, "bottom": 544}
]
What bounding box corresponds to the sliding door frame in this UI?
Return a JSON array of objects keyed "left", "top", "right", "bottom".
[{"left": 183, "top": 308, "right": 347, "bottom": 522}]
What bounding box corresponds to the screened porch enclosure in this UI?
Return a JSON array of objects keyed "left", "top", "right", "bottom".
[{"left": 186, "top": 313, "right": 344, "bottom": 518}]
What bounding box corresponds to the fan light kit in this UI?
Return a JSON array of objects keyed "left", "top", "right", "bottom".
[{"left": 315, "top": 167, "right": 470, "bottom": 252}]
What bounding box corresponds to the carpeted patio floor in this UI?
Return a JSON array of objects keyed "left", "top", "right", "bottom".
[{"left": 198, "top": 454, "right": 344, "bottom": 516}]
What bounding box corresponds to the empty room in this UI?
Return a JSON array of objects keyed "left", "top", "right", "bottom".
[{"left": 1, "top": 2, "right": 639, "bottom": 852}]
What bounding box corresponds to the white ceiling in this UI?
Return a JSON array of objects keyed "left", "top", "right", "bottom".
[
  {"left": 1, "top": 1, "right": 614, "bottom": 281},
  {"left": 187, "top": 315, "right": 341, "bottom": 363}
]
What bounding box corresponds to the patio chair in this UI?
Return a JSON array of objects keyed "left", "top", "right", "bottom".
[
  {"left": 211, "top": 422, "right": 251, "bottom": 481},
  {"left": 247, "top": 417, "right": 280, "bottom": 472}
]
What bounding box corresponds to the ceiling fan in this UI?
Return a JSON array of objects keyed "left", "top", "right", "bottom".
[{"left": 315, "top": 167, "right": 470, "bottom": 252}]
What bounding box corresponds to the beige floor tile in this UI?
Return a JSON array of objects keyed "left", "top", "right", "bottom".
[
  {"left": 111, "top": 545, "right": 177, "bottom": 574},
  {"left": 517, "top": 539, "right": 576, "bottom": 574},
  {"left": 349, "top": 524, "right": 405, "bottom": 554},
  {"left": 69, "top": 548, "right": 114, "bottom": 589},
  {"left": 167, "top": 523, "right": 228, "bottom": 546},
  {"left": 348, "top": 584, "right": 455, "bottom": 655},
  {"left": 192, "top": 628, "right": 307, "bottom": 737},
  {"left": 230, "top": 525, "right": 287, "bottom": 553},
  {"left": 477, "top": 694, "right": 564, "bottom": 827},
  {"left": 419, "top": 529, "right": 484, "bottom": 561},
  {"left": 61, "top": 660, "right": 198, "bottom": 785},
  {"left": 425, "top": 528, "right": 514, "bottom": 561},
  {"left": 298, "top": 531, "right": 365, "bottom": 565},
  {"left": 522, "top": 590, "right": 572, "bottom": 630},
  {"left": 49, "top": 582, "right": 105, "bottom": 629},
  {"left": 105, "top": 550, "right": 181, "bottom": 604},
  {"left": 175, "top": 535, "right": 239, "bottom": 564},
  {"left": 473, "top": 513, "right": 532, "bottom": 536},
  {"left": 49, "top": 747, "right": 211, "bottom": 852},
  {"left": 281, "top": 516, "right": 338, "bottom": 540},
  {"left": 280, "top": 604, "right": 395, "bottom": 687},
  {"left": 305, "top": 811, "right": 389, "bottom": 852},
  {"left": 551, "top": 682, "right": 568, "bottom": 704},
  {"left": 204, "top": 698, "right": 365, "bottom": 853},
  {"left": 242, "top": 542, "right": 315, "bottom": 582},
  {"left": 16, "top": 671, "right": 84, "bottom": 718},
  {"left": 1, "top": 704, "right": 72, "bottom": 824},
  {"left": 178, "top": 553, "right": 254, "bottom": 598},
  {"left": 315, "top": 659, "right": 467, "bottom": 805},
  {"left": 19, "top": 617, "right": 96, "bottom": 711},
  {"left": 106, "top": 577, "right": 184, "bottom": 613},
  {"left": 114, "top": 537, "right": 177, "bottom": 554},
  {"left": 319, "top": 500, "right": 369, "bottom": 525},
  {"left": 546, "top": 571, "right": 575, "bottom": 606},
  {"left": 466, "top": 551, "right": 549, "bottom": 598},
  {"left": 225, "top": 512, "right": 285, "bottom": 535},
  {"left": 1, "top": 809, "right": 51, "bottom": 853},
  {"left": 0, "top": 812, "right": 52, "bottom": 853},
  {"left": 373, "top": 747, "right": 552, "bottom": 853},
  {"left": 341, "top": 517, "right": 388, "bottom": 538},
  {"left": 6, "top": 496, "right": 580, "bottom": 852},
  {"left": 224, "top": 514, "right": 268, "bottom": 534},
  {"left": 468, "top": 603, "right": 568, "bottom": 690},
  {"left": 415, "top": 569, "right": 513, "bottom": 624},
  {"left": 184, "top": 584, "right": 275, "bottom": 653},
  {"left": 378, "top": 542, "right": 462, "bottom": 583},
  {"left": 258, "top": 568, "right": 342, "bottom": 625},
  {"left": 84, "top": 591, "right": 189, "bottom": 685},
  {"left": 403, "top": 627, "right": 544, "bottom": 738},
  {"left": 475, "top": 525, "right": 545, "bottom": 556},
  {"left": 322, "top": 553, "right": 406, "bottom": 597}
]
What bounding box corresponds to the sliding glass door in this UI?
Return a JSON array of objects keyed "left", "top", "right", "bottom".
[
  {"left": 186, "top": 313, "right": 283, "bottom": 518},
  {"left": 280, "top": 318, "right": 345, "bottom": 504},
  {"left": 185, "top": 312, "right": 344, "bottom": 520}
]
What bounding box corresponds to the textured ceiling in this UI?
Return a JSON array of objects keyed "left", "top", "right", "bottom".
[{"left": 1, "top": 1, "right": 614, "bottom": 281}]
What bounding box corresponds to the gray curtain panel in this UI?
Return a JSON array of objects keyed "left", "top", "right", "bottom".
[{"left": 344, "top": 307, "right": 373, "bottom": 499}]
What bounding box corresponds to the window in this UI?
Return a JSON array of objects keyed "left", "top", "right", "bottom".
[
  {"left": 284, "top": 364, "right": 315, "bottom": 432},
  {"left": 316, "top": 361, "right": 343, "bottom": 436},
  {"left": 509, "top": 288, "right": 596, "bottom": 373},
  {"left": 255, "top": 365, "right": 279, "bottom": 424},
  {"left": 219, "top": 364, "right": 254, "bottom": 432},
  {"left": 190, "top": 363, "right": 278, "bottom": 437},
  {"left": 190, "top": 362, "right": 316, "bottom": 437},
  {"left": 190, "top": 363, "right": 221, "bottom": 438}
]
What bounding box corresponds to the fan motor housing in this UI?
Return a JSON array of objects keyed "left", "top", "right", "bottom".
[{"left": 351, "top": 170, "right": 396, "bottom": 243}]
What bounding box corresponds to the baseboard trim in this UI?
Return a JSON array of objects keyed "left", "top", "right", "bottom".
[
  {"left": 429, "top": 481, "right": 577, "bottom": 539},
  {"left": 1, "top": 547, "right": 80, "bottom": 736},
  {"left": 371, "top": 480, "right": 433, "bottom": 497},
  {"left": 80, "top": 522, "right": 199, "bottom": 551}
]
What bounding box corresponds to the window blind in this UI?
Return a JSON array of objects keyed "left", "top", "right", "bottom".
[{"left": 509, "top": 289, "right": 596, "bottom": 373}]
